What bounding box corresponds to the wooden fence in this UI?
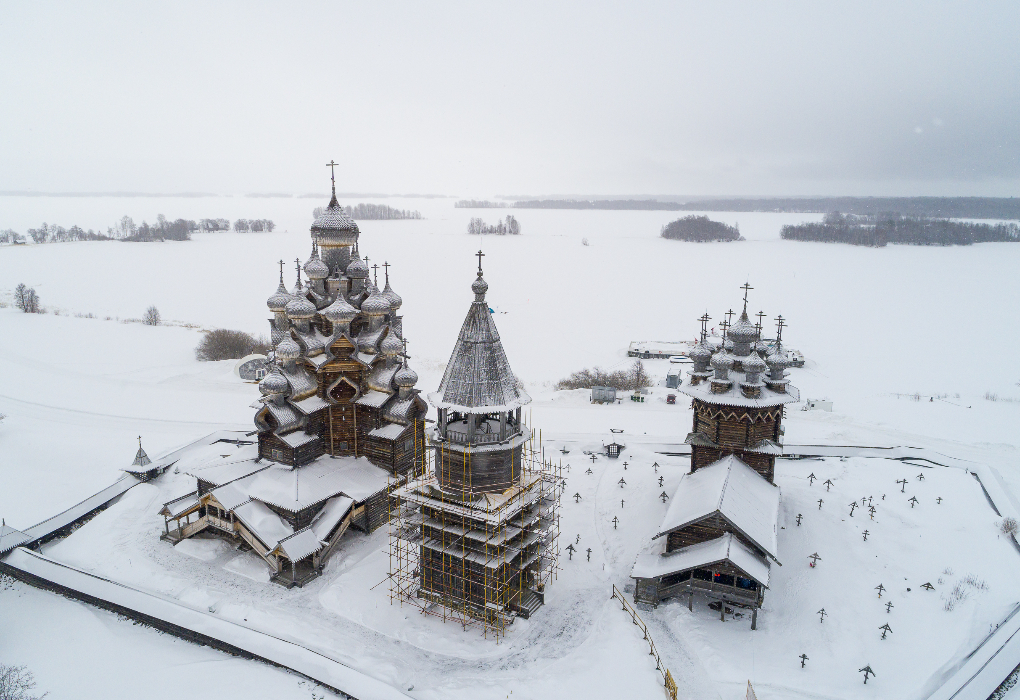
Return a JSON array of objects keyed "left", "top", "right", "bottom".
[{"left": 611, "top": 584, "right": 677, "bottom": 699}]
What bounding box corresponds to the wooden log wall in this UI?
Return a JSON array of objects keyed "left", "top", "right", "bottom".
[
  {"left": 437, "top": 444, "right": 523, "bottom": 496},
  {"left": 691, "top": 446, "right": 775, "bottom": 482},
  {"left": 665, "top": 513, "right": 765, "bottom": 558}
]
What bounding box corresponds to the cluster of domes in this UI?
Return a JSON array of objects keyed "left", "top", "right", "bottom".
[{"left": 286, "top": 295, "right": 316, "bottom": 320}]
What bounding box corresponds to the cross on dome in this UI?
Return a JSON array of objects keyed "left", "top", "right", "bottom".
[
  {"left": 476, "top": 249, "right": 485, "bottom": 275},
  {"left": 326, "top": 159, "right": 338, "bottom": 196},
  {"left": 741, "top": 282, "right": 754, "bottom": 313}
]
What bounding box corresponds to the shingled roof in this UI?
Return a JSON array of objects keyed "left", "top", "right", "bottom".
[{"left": 428, "top": 267, "right": 530, "bottom": 414}]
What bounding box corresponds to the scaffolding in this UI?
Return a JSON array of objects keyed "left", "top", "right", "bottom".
[{"left": 388, "top": 418, "right": 561, "bottom": 641}]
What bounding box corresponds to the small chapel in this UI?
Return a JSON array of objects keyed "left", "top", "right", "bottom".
[
  {"left": 631, "top": 286, "right": 798, "bottom": 628},
  {"left": 159, "top": 170, "right": 426, "bottom": 587}
]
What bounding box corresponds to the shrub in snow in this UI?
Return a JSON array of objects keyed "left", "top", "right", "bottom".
[
  {"left": 195, "top": 329, "right": 270, "bottom": 361},
  {"left": 661, "top": 215, "right": 741, "bottom": 242},
  {"left": 142, "top": 306, "right": 161, "bottom": 326},
  {"left": 556, "top": 360, "right": 651, "bottom": 391},
  {"left": 943, "top": 575, "right": 988, "bottom": 611},
  {"left": 1000, "top": 517, "right": 1019, "bottom": 537},
  {"left": 13, "top": 283, "right": 40, "bottom": 313},
  {"left": 0, "top": 664, "right": 48, "bottom": 700}
]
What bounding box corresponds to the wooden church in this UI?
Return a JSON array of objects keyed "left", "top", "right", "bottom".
[
  {"left": 632, "top": 287, "right": 798, "bottom": 628},
  {"left": 159, "top": 171, "right": 426, "bottom": 587}
]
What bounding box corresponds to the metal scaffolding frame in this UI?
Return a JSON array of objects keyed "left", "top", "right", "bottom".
[{"left": 388, "top": 419, "right": 560, "bottom": 641}]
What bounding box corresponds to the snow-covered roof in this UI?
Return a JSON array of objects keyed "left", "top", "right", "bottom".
[
  {"left": 310, "top": 495, "right": 354, "bottom": 541},
  {"left": 680, "top": 375, "right": 800, "bottom": 408},
  {"left": 245, "top": 456, "right": 389, "bottom": 512},
  {"left": 181, "top": 454, "right": 268, "bottom": 489},
  {"left": 429, "top": 272, "right": 531, "bottom": 414},
  {"left": 0, "top": 524, "right": 31, "bottom": 555},
  {"left": 654, "top": 455, "right": 780, "bottom": 561},
  {"left": 209, "top": 480, "right": 253, "bottom": 511},
  {"left": 631, "top": 533, "right": 771, "bottom": 587},
  {"left": 356, "top": 390, "right": 392, "bottom": 408},
  {"left": 159, "top": 491, "right": 200, "bottom": 519},
  {"left": 291, "top": 395, "right": 329, "bottom": 415},
  {"left": 232, "top": 500, "right": 293, "bottom": 551},
  {"left": 261, "top": 401, "right": 302, "bottom": 433},
  {"left": 369, "top": 422, "right": 407, "bottom": 441},
  {"left": 277, "top": 431, "right": 319, "bottom": 449},
  {"left": 274, "top": 528, "right": 322, "bottom": 561}
]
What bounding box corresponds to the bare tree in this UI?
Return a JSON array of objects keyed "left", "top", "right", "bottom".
[
  {"left": 196, "top": 329, "right": 270, "bottom": 361},
  {"left": 14, "top": 283, "right": 40, "bottom": 313},
  {"left": 0, "top": 664, "right": 48, "bottom": 700},
  {"left": 142, "top": 306, "right": 161, "bottom": 326}
]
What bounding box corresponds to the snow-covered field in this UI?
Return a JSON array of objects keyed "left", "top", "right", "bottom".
[{"left": 3, "top": 195, "right": 1020, "bottom": 699}]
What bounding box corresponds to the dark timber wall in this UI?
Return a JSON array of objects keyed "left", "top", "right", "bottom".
[{"left": 436, "top": 443, "right": 522, "bottom": 495}]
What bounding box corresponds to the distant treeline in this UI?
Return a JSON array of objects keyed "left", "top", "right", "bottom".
[
  {"left": 455, "top": 200, "right": 509, "bottom": 208},
  {"left": 468, "top": 215, "right": 521, "bottom": 236},
  {"left": 456, "top": 196, "right": 1020, "bottom": 220},
  {"left": 661, "top": 215, "right": 742, "bottom": 242},
  {"left": 313, "top": 203, "right": 421, "bottom": 220},
  {"left": 1, "top": 215, "right": 274, "bottom": 244},
  {"left": 781, "top": 212, "right": 1020, "bottom": 247}
]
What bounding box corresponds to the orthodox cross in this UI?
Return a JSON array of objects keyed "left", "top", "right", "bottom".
[
  {"left": 875, "top": 583, "right": 885, "bottom": 598},
  {"left": 586, "top": 467, "right": 593, "bottom": 475},
  {"left": 886, "top": 601, "right": 894, "bottom": 613},
  {"left": 326, "top": 159, "right": 338, "bottom": 195},
  {"left": 621, "top": 499, "right": 625, "bottom": 508},
  {"left": 698, "top": 312, "right": 711, "bottom": 343},
  {"left": 573, "top": 493, "right": 582, "bottom": 503},
  {"left": 622, "top": 461, "right": 628, "bottom": 470},
  {"left": 383, "top": 261, "right": 390, "bottom": 284},
  {"left": 937, "top": 496, "right": 942, "bottom": 504},
  {"left": 921, "top": 582, "right": 935, "bottom": 591},
  {"left": 896, "top": 478, "right": 908, "bottom": 492},
  {"left": 849, "top": 502, "right": 857, "bottom": 516},
  {"left": 363, "top": 254, "right": 369, "bottom": 269},
  {"left": 869, "top": 505, "right": 877, "bottom": 519},
  {"left": 720, "top": 319, "right": 730, "bottom": 342},
  {"left": 800, "top": 653, "right": 809, "bottom": 668},
  {"left": 294, "top": 258, "right": 302, "bottom": 287},
  {"left": 817, "top": 608, "right": 827, "bottom": 622},
  {"left": 863, "top": 529, "right": 870, "bottom": 541},
  {"left": 401, "top": 338, "right": 409, "bottom": 360},
  {"left": 879, "top": 623, "right": 892, "bottom": 640},
  {"left": 476, "top": 249, "right": 485, "bottom": 274},
  {"left": 817, "top": 498, "right": 824, "bottom": 509},
  {"left": 591, "top": 454, "right": 597, "bottom": 465},
  {"left": 823, "top": 478, "right": 834, "bottom": 491},
  {"left": 658, "top": 475, "right": 664, "bottom": 487},
  {"left": 808, "top": 552, "right": 822, "bottom": 566},
  {"left": 725, "top": 308, "right": 735, "bottom": 329},
  {"left": 618, "top": 478, "right": 626, "bottom": 488},
  {"left": 278, "top": 259, "right": 285, "bottom": 283},
  {"left": 916, "top": 472, "right": 925, "bottom": 481},
  {"left": 566, "top": 543, "right": 576, "bottom": 560},
  {"left": 372, "top": 263, "right": 379, "bottom": 286},
  {"left": 586, "top": 547, "right": 592, "bottom": 561},
  {"left": 612, "top": 516, "right": 619, "bottom": 530},
  {"left": 909, "top": 496, "right": 919, "bottom": 508},
  {"left": 775, "top": 315, "right": 786, "bottom": 346},
  {"left": 660, "top": 491, "right": 669, "bottom": 502},
  {"left": 653, "top": 462, "right": 659, "bottom": 472},
  {"left": 796, "top": 513, "right": 803, "bottom": 526},
  {"left": 859, "top": 666, "right": 875, "bottom": 684},
  {"left": 755, "top": 310, "right": 766, "bottom": 337},
  {"left": 808, "top": 472, "right": 817, "bottom": 485},
  {"left": 137, "top": 435, "right": 143, "bottom": 448},
  {"left": 740, "top": 282, "right": 753, "bottom": 312}
]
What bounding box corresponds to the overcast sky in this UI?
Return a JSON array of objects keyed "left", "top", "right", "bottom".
[{"left": 2, "top": 1, "right": 1018, "bottom": 197}]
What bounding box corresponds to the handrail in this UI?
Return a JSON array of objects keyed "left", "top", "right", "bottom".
[{"left": 611, "top": 584, "right": 678, "bottom": 699}]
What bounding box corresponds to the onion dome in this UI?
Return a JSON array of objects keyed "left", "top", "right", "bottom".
[
  {"left": 267, "top": 280, "right": 294, "bottom": 313},
  {"left": 743, "top": 350, "right": 767, "bottom": 376},
  {"left": 362, "top": 287, "right": 391, "bottom": 316},
  {"left": 310, "top": 193, "right": 360, "bottom": 244},
  {"left": 766, "top": 349, "right": 789, "bottom": 377},
  {"left": 710, "top": 351, "right": 734, "bottom": 371},
  {"left": 346, "top": 254, "right": 369, "bottom": 279},
  {"left": 276, "top": 337, "right": 301, "bottom": 362},
  {"left": 285, "top": 295, "right": 316, "bottom": 320},
  {"left": 472, "top": 273, "right": 489, "bottom": 299},
  {"left": 380, "top": 331, "right": 403, "bottom": 357},
  {"left": 304, "top": 245, "right": 329, "bottom": 281},
  {"left": 729, "top": 312, "right": 757, "bottom": 344},
  {"left": 382, "top": 280, "right": 402, "bottom": 311},
  {"left": 322, "top": 294, "right": 357, "bottom": 325},
  {"left": 691, "top": 343, "right": 712, "bottom": 363},
  {"left": 259, "top": 367, "right": 289, "bottom": 396},
  {"left": 394, "top": 360, "right": 418, "bottom": 388}
]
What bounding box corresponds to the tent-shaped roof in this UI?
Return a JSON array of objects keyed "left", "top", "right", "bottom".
[
  {"left": 654, "top": 454, "right": 780, "bottom": 562},
  {"left": 428, "top": 267, "right": 531, "bottom": 414}
]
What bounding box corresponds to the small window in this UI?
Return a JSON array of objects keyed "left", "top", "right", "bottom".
[
  {"left": 736, "top": 577, "right": 758, "bottom": 591},
  {"left": 660, "top": 570, "right": 691, "bottom": 587},
  {"left": 338, "top": 441, "right": 349, "bottom": 451},
  {"left": 714, "top": 573, "right": 735, "bottom": 587},
  {"left": 692, "top": 568, "right": 713, "bottom": 582}
]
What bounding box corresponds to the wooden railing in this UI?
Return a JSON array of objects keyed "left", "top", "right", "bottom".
[{"left": 611, "top": 584, "right": 677, "bottom": 699}]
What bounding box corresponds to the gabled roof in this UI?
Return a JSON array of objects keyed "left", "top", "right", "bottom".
[
  {"left": 654, "top": 455, "right": 780, "bottom": 562},
  {"left": 631, "top": 533, "right": 771, "bottom": 587},
  {"left": 428, "top": 272, "right": 530, "bottom": 414},
  {"left": 0, "top": 524, "right": 31, "bottom": 555}
]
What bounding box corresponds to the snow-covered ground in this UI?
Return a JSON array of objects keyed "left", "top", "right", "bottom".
[{"left": 3, "top": 196, "right": 1020, "bottom": 699}]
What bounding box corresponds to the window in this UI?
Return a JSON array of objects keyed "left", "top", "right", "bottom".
[
  {"left": 338, "top": 441, "right": 349, "bottom": 451},
  {"left": 660, "top": 570, "right": 691, "bottom": 587},
  {"left": 692, "top": 568, "right": 713, "bottom": 582},
  {"left": 736, "top": 577, "right": 758, "bottom": 591},
  {"left": 713, "top": 573, "right": 735, "bottom": 587},
  {"left": 270, "top": 447, "right": 286, "bottom": 462}
]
